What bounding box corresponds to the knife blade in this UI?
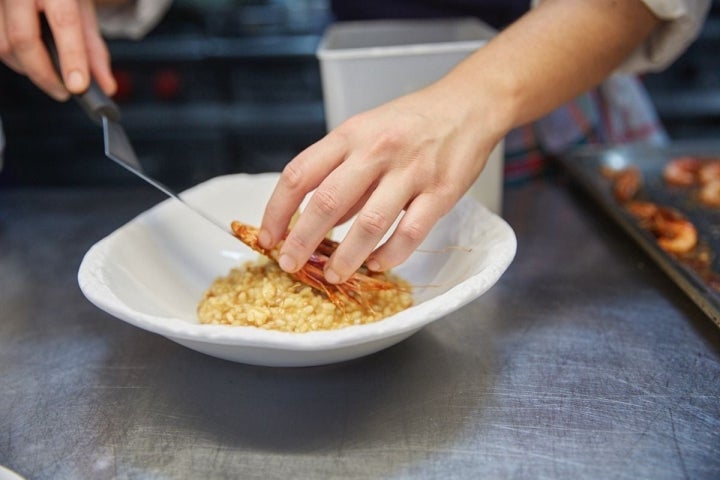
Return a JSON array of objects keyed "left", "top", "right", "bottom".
[{"left": 40, "top": 15, "right": 231, "bottom": 236}]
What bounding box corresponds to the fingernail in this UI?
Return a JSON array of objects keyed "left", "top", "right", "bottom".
[
  {"left": 51, "top": 84, "right": 70, "bottom": 101},
  {"left": 108, "top": 77, "right": 118, "bottom": 94},
  {"left": 367, "top": 259, "right": 381, "bottom": 271},
  {"left": 66, "top": 70, "right": 85, "bottom": 92},
  {"left": 258, "top": 229, "right": 272, "bottom": 249},
  {"left": 324, "top": 268, "right": 340, "bottom": 284},
  {"left": 278, "top": 253, "right": 296, "bottom": 272}
]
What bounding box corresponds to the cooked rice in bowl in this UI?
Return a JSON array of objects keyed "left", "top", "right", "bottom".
[{"left": 197, "top": 258, "right": 413, "bottom": 333}]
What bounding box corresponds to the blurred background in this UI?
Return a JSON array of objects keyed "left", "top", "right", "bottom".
[{"left": 0, "top": 0, "right": 718, "bottom": 190}]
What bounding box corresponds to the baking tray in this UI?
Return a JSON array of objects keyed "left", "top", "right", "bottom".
[{"left": 558, "top": 141, "right": 720, "bottom": 329}]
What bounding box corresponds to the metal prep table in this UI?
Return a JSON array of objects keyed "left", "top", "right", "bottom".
[{"left": 1, "top": 174, "right": 718, "bottom": 479}]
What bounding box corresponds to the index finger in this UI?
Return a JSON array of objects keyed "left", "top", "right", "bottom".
[
  {"left": 43, "top": 0, "right": 90, "bottom": 93},
  {"left": 259, "top": 132, "right": 348, "bottom": 249},
  {"left": 4, "top": 0, "right": 68, "bottom": 100}
]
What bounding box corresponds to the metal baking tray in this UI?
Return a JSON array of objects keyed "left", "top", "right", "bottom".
[{"left": 558, "top": 141, "right": 720, "bottom": 329}]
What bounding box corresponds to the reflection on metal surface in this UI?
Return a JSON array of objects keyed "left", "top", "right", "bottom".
[{"left": 2, "top": 180, "right": 719, "bottom": 478}]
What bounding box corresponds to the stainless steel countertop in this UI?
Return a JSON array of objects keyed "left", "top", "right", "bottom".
[{"left": 1, "top": 176, "right": 719, "bottom": 480}]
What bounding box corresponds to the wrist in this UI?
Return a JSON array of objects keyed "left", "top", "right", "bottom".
[{"left": 429, "top": 54, "right": 520, "bottom": 149}]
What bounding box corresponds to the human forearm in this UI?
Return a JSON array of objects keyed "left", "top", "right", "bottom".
[
  {"left": 258, "top": 1, "right": 669, "bottom": 284},
  {"left": 435, "top": 0, "right": 662, "bottom": 131}
]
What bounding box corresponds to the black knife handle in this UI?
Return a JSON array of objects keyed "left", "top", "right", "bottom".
[{"left": 40, "top": 14, "right": 121, "bottom": 124}]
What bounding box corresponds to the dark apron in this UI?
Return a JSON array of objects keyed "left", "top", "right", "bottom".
[{"left": 329, "top": 0, "right": 531, "bottom": 30}]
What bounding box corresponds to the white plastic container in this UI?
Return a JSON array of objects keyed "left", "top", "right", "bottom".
[{"left": 317, "top": 18, "right": 504, "bottom": 213}]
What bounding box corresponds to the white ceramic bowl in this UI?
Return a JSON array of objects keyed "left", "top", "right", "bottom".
[
  {"left": 0, "top": 466, "right": 26, "bottom": 480},
  {"left": 78, "top": 173, "right": 516, "bottom": 367}
]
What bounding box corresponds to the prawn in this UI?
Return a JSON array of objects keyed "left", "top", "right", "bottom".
[
  {"left": 699, "top": 179, "right": 720, "bottom": 207},
  {"left": 656, "top": 220, "right": 698, "bottom": 254},
  {"left": 230, "top": 221, "right": 407, "bottom": 311},
  {"left": 663, "top": 156, "right": 702, "bottom": 187},
  {"left": 625, "top": 200, "right": 658, "bottom": 229},
  {"left": 698, "top": 160, "right": 720, "bottom": 186},
  {"left": 625, "top": 201, "right": 697, "bottom": 254},
  {"left": 611, "top": 167, "right": 642, "bottom": 203}
]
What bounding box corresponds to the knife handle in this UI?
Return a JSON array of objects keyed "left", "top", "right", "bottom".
[{"left": 40, "top": 14, "right": 121, "bottom": 124}]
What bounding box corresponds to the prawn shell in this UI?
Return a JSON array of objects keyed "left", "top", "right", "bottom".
[{"left": 229, "top": 220, "right": 406, "bottom": 311}]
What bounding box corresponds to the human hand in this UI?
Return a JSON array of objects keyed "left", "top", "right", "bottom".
[
  {"left": 258, "top": 82, "right": 508, "bottom": 284},
  {"left": 256, "top": 0, "right": 664, "bottom": 285},
  {"left": 0, "top": 0, "right": 116, "bottom": 101}
]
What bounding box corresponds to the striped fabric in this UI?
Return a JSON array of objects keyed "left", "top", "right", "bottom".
[{"left": 503, "top": 74, "right": 668, "bottom": 183}]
